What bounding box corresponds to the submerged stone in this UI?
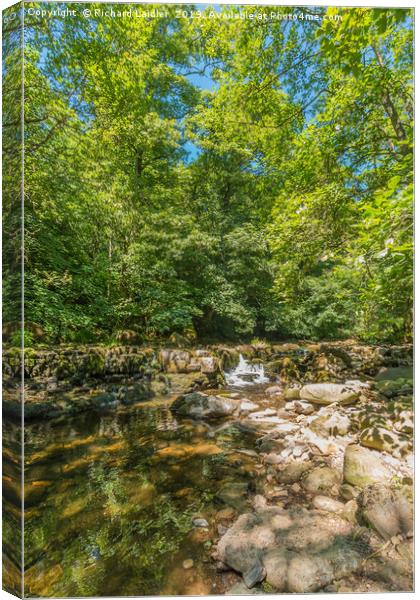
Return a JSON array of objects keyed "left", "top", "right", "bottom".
[
  {"left": 216, "top": 482, "right": 249, "bottom": 509},
  {"left": 171, "top": 392, "right": 238, "bottom": 419}
]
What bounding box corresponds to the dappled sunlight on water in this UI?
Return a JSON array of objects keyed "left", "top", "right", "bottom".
[{"left": 3, "top": 391, "right": 266, "bottom": 597}]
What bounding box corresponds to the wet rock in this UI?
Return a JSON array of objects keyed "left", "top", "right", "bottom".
[
  {"left": 217, "top": 507, "right": 362, "bottom": 593},
  {"left": 358, "top": 483, "right": 413, "bottom": 539},
  {"left": 302, "top": 466, "right": 341, "bottom": 493},
  {"left": 216, "top": 482, "right": 249, "bottom": 509},
  {"left": 343, "top": 444, "right": 393, "bottom": 488},
  {"left": 374, "top": 378, "right": 413, "bottom": 398},
  {"left": 375, "top": 366, "right": 413, "bottom": 381},
  {"left": 276, "top": 461, "right": 312, "bottom": 484},
  {"left": 215, "top": 507, "right": 236, "bottom": 521},
  {"left": 192, "top": 517, "right": 209, "bottom": 528},
  {"left": 171, "top": 392, "right": 237, "bottom": 419},
  {"left": 312, "top": 496, "right": 345, "bottom": 513},
  {"left": 300, "top": 383, "right": 361, "bottom": 405}
]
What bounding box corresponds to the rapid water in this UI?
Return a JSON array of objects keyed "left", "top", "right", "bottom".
[{"left": 225, "top": 354, "right": 269, "bottom": 387}]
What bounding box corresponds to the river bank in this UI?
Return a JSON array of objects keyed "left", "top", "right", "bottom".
[{"left": 2, "top": 340, "right": 413, "bottom": 419}]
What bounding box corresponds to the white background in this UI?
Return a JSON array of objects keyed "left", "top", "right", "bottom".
[{"left": 0, "top": 1, "right": 417, "bottom": 600}]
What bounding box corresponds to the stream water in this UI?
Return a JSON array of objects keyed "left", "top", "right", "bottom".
[
  {"left": 225, "top": 354, "right": 269, "bottom": 387},
  {"left": 4, "top": 360, "right": 274, "bottom": 597}
]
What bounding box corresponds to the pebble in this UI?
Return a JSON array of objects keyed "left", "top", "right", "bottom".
[
  {"left": 182, "top": 559, "right": 194, "bottom": 569},
  {"left": 192, "top": 517, "right": 209, "bottom": 528},
  {"left": 291, "top": 483, "right": 301, "bottom": 493}
]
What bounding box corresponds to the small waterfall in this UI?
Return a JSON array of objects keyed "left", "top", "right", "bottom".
[{"left": 225, "top": 354, "right": 269, "bottom": 387}]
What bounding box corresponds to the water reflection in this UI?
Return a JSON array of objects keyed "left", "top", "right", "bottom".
[{"left": 4, "top": 396, "right": 262, "bottom": 596}]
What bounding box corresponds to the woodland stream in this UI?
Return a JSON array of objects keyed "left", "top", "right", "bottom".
[
  {"left": 11, "top": 362, "right": 274, "bottom": 597},
  {"left": 2, "top": 349, "right": 414, "bottom": 596}
]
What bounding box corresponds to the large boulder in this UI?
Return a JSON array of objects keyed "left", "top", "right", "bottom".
[
  {"left": 358, "top": 483, "right": 413, "bottom": 539},
  {"left": 217, "top": 507, "right": 364, "bottom": 592},
  {"left": 343, "top": 444, "right": 392, "bottom": 488},
  {"left": 360, "top": 427, "right": 412, "bottom": 458},
  {"left": 171, "top": 392, "right": 237, "bottom": 419},
  {"left": 299, "top": 383, "right": 361, "bottom": 405}
]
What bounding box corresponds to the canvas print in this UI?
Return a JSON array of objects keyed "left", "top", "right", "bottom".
[{"left": 2, "top": 1, "right": 414, "bottom": 597}]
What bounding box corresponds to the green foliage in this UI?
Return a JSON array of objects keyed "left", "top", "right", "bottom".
[{"left": 3, "top": 3, "right": 412, "bottom": 343}]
